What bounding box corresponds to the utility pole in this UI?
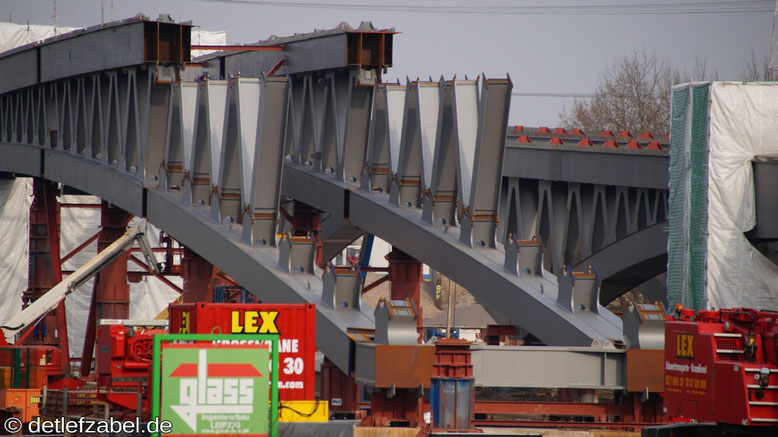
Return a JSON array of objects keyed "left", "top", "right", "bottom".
[
  {"left": 769, "top": 0, "right": 778, "bottom": 80},
  {"left": 52, "top": 0, "right": 57, "bottom": 28},
  {"left": 445, "top": 281, "right": 456, "bottom": 338}
]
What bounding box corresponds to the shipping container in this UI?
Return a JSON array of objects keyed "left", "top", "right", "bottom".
[{"left": 168, "top": 303, "right": 316, "bottom": 401}]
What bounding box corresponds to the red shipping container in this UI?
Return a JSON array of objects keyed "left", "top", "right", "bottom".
[{"left": 169, "top": 303, "right": 316, "bottom": 401}]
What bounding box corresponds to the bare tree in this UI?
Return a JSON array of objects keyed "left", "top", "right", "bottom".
[
  {"left": 740, "top": 49, "right": 769, "bottom": 81},
  {"left": 559, "top": 50, "right": 718, "bottom": 137},
  {"left": 559, "top": 49, "right": 675, "bottom": 137}
]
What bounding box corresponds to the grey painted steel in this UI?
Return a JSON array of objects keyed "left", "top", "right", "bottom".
[
  {"left": 242, "top": 76, "right": 290, "bottom": 246},
  {"left": 287, "top": 70, "right": 373, "bottom": 185},
  {"left": 459, "top": 78, "right": 512, "bottom": 248},
  {"left": 504, "top": 144, "right": 669, "bottom": 190},
  {"left": 0, "top": 143, "right": 41, "bottom": 177},
  {"left": 278, "top": 234, "right": 317, "bottom": 274},
  {"left": 634, "top": 275, "right": 668, "bottom": 306},
  {"left": 282, "top": 164, "right": 623, "bottom": 347},
  {"left": 285, "top": 34, "right": 350, "bottom": 74},
  {"left": 499, "top": 178, "right": 669, "bottom": 278},
  {"left": 195, "top": 23, "right": 391, "bottom": 80},
  {"left": 0, "top": 49, "right": 37, "bottom": 95},
  {"left": 40, "top": 23, "right": 146, "bottom": 83},
  {"left": 0, "top": 22, "right": 688, "bottom": 392},
  {"left": 319, "top": 215, "right": 363, "bottom": 263},
  {"left": 0, "top": 59, "right": 646, "bottom": 349},
  {"left": 421, "top": 79, "right": 460, "bottom": 228},
  {"left": 470, "top": 344, "right": 626, "bottom": 390},
  {"left": 184, "top": 78, "right": 227, "bottom": 206},
  {"left": 322, "top": 266, "right": 362, "bottom": 311},
  {"left": 557, "top": 268, "right": 601, "bottom": 314},
  {"left": 622, "top": 303, "right": 666, "bottom": 350},
  {"left": 0, "top": 19, "right": 189, "bottom": 91},
  {"left": 362, "top": 83, "right": 405, "bottom": 193},
  {"left": 0, "top": 65, "right": 372, "bottom": 377},
  {"left": 389, "top": 80, "right": 440, "bottom": 208},
  {"left": 161, "top": 81, "right": 198, "bottom": 191},
  {"left": 374, "top": 299, "right": 420, "bottom": 345},
  {"left": 573, "top": 222, "right": 668, "bottom": 305},
  {"left": 145, "top": 189, "right": 374, "bottom": 374},
  {"left": 503, "top": 236, "right": 543, "bottom": 276},
  {"left": 0, "top": 143, "right": 377, "bottom": 374},
  {"left": 44, "top": 149, "right": 145, "bottom": 216},
  {"left": 747, "top": 158, "right": 778, "bottom": 241}
]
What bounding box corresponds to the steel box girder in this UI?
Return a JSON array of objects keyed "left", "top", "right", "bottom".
[
  {"left": 572, "top": 221, "right": 668, "bottom": 305},
  {"left": 470, "top": 345, "right": 626, "bottom": 390},
  {"left": 0, "top": 18, "right": 191, "bottom": 94},
  {"left": 0, "top": 143, "right": 374, "bottom": 377},
  {"left": 282, "top": 164, "right": 624, "bottom": 347},
  {"left": 505, "top": 144, "right": 669, "bottom": 190}
]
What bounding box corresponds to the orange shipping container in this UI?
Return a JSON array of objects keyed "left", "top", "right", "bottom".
[{"left": 0, "top": 389, "right": 41, "bottom": 422}]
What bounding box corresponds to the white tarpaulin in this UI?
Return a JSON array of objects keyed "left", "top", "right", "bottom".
[
  {"left": 0, "top": 21, "right": 226, "bottom": 57},
  {"left": 0, "top": 180, "right": 181, "bottom": 355},
  {"left": 670, "top": 82, "right": 778, "bottom": 310},
  {"left": 0, "top": 21, "right": 222, "bottom": 355},
  {"left": 59, "top": 196, "right": 180, "bottom": 357},
  {"left": 0, "top": 22, "right": 80, "bottom": 53},
  {"left": 191, "top": 27, "right": 227, "bottom": 57},
  {"left": 706, "top": 83, "right": 778, "bottom": 309},
  {"left": 0, "top": 179, "right": 31, "bottom": 325}
]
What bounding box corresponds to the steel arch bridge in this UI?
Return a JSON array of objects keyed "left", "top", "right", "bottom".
[{"left": 0, "top": 17, "right": 668, "bottom": 385}]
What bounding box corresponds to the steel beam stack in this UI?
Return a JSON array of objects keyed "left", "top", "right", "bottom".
[{"left": 0, "top": 17, "right": 639, "bottom": 394}]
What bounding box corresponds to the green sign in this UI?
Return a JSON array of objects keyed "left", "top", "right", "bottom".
[
  {"left": 152, "top": 334, "right": 279, "bottom": 437},
  {"left": 162, "top": 344, "right": 269, "bottom": 435}
]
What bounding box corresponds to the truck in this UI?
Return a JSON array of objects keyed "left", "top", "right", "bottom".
[{"left": 651, "top": 307, "right": 778, "bottom": 436}]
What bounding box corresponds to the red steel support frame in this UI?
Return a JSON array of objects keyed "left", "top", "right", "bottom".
[
  {"left": 471, "top": 392, "right": 666, "bottom": 431},
  {"left": 23, "top": 178, "right": 70, "bottom": 373},
  {"left": 363, "top": 391, "right": 422, "bottom": 427},
  {"left": 386, "top": 247, "right": 423, "bottom": 331},
  {"left": 281, "top": 201, "right": 323, "bottom": 266},
  {"left": 361, "top": 248, "right": 426, "bottom": 427},
  {"left": 181, "top": 247, "right": 215, "bottom": 303},
  {"left": 80, "top": 202, "right": 132, "bottom": 376},
  {"left": 320, "top": 359, "right": 364, "bottom": 418}
]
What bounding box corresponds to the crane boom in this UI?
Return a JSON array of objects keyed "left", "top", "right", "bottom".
[{"left": 0, "top": 220, "right": 160, "bottom": 342}]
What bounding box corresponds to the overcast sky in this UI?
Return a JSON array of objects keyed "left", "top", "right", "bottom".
[{"left": 0, "top": 1, "right": 772, "bottom": 128}]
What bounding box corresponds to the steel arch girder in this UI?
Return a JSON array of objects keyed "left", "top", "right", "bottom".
[
  {"left": 0, "top": 143, "right": 374, "bottom": 375},
  {"left": 282, "top": 163, "right": 623, "bottom": 347},
  {"left": 573, "top": 221, "right": 668, "bottom": 305}
]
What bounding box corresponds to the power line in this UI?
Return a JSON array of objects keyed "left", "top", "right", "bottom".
[
  {"left": 192, "top": 0, "right": 773, "bottom": 15},
  {"left": 512, "top": 92, "right": 595, "bottom": 98}
]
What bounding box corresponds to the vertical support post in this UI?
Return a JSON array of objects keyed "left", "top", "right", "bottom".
[
  {"left": 430, "top": 339, "right": 474, "bottom": 431},
  {"left": 24, "top": 178, "right": 70, "bottom": 374},
  {"left": 284, "top": 201, "right": 323, "bottom": 267},
  {"left": 63, "top": 386, "right": 68, "bottom": 418},
  {"left": 363, "top": 390, "right": 423, "bottom": 427},
  {"left": 320, "top": 358, "right": 361, "bottom": 419},
  {"left": 361, "top": 248, "right": 426, "bottom": 428},
  {"left": 286, "top": 201, "right": 321, "bottom": 236},
  {"left": 181, "top": 247, "right": 215, "bottom": 303},
  {"left": 80, "top": 202, "right": 132, "bottom": 376},
  {"left": 386, "top": 247, "right": 423, "bottom": 334}
]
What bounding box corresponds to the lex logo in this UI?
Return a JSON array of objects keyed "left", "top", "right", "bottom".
[
  {"left": 677, "top": 333, "right": 694, "bottom": 359},
  {"left": 169, "top": 349, "right": 260, "bottom": 431},
  {"left": 230, "top": 310, "right": 279, "bottom": 334}
]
